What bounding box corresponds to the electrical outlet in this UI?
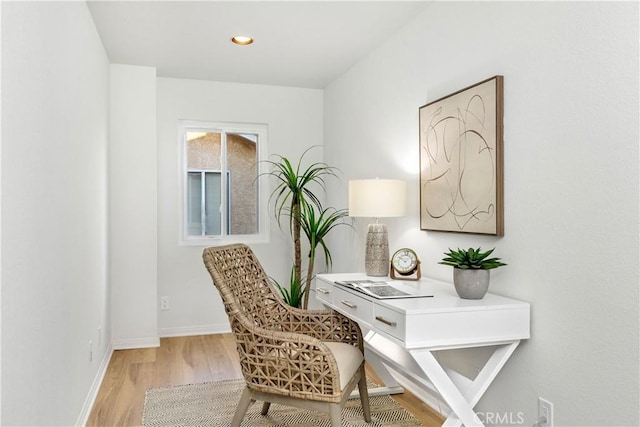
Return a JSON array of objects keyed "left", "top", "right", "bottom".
[
  {"left": 538, "top": 397, "right": 553, "bottom": 426},
  {"left": 160, "top": 296, "right": 170, "bottom": 310}
]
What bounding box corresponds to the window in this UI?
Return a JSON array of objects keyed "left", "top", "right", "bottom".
[{"left": 179, "top": 121, "right": 268, "bottom": 245}]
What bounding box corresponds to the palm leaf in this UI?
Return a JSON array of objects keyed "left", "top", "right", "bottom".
[
  {"left": 439, "top": 247, "right": 507, "bottom": 270},
  {"left": 260, "top": 146, "right": 345, "bottom": 308}
]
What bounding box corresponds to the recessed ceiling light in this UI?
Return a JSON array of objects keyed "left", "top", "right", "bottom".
[{"left": 231, "top": 35, "right": 254, "bottom": 45}]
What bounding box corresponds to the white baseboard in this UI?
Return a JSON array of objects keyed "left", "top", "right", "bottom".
[
  {"left": 76, "top": 343, "right": 114, "bottom": 426},
  {"left": 76, "top": 327, "right": 231, "bottom": 426},
  {"left": 112, "top": 336, "right": 160, "bottom": 350},
  {"left": 159, "top": 323, "right": 231, "bottom": 338}
]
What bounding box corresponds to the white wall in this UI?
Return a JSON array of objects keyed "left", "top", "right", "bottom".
[
  {"left": 156, "top": 78, "right": 323, "bottom": 336},
  {"left": 1, "top": 2, "right": 111, "bottom": 425},
  {"left": 324, "top": 2, "right": 639, "bottom": 426},
  {"left": 110, "top": 64, "right": 159, "bottom": 349},
  {"left": 1, "top": 2, "right": 4, "bottom": 423}
]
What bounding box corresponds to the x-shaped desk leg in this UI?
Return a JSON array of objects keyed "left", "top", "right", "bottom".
[{"left": 410, "top": 341, "right": 520, "bottom": 427}]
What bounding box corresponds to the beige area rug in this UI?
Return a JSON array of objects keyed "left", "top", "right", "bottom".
[{"left": 142, "top": 379, "right": 422, "bottom": 426}]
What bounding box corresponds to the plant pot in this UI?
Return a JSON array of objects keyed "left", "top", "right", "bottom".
[{"left": 453, "top": 268, "right": 490, "bottom": 299}]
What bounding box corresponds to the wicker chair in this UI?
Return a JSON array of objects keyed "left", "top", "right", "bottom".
[{"left": 202, "top": 244, "right": 371, "bottom": 426}]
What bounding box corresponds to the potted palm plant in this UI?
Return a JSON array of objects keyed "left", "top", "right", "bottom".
[
  {"left": 439, "top": 247, "right": 506, "bottom": 299},
  {"left": 264, "top": 147, "right": 348, "bottom": 308}
]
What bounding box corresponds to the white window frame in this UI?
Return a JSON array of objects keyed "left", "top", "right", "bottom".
[{"left": 178, "top": 120, "right": 269, "bottom": 246}]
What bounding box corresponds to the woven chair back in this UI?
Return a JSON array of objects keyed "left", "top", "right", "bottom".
[{"left": 202, "top": 243, "right": 286, "bottom": 330}]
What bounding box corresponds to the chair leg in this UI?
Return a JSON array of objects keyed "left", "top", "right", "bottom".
[
  {"left": 261, "top": 401, "right": 271, "bottom": 415},
  {"left": 358, "top": 366, "right": 372, "bottom": 423},
  {"left": 329, "top": 403, "right": 341, "bottom": 427},
  {"left": 231, "top": 387, "right": 253, "bottom": 427}
]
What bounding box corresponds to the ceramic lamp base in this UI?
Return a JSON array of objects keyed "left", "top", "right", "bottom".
[{"left": 365, "top": 223, "right": 389, "bottom": 277}]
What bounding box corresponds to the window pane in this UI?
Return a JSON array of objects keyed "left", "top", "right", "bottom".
[
  {"left": 187, "top": 172, "right": 203, "bottom": 236},
  {"left": 186, "top": 132, "right": 222, "bottom": 237},
  {"left": 227, "top": 133, "right": 258, "bottom": 235},
  {"left": 204, "top": 172, "right": 222, "bottom": 235},
  {"left": 186, "top": 132, "right": 221, "bottom": 170}
]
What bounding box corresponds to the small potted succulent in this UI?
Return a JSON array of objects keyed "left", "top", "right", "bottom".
[{"left": 439, "top": 247, "right": 507, "bottom": 299}]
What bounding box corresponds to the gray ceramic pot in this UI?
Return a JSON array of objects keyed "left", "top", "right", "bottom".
[{"left": 453, "top": 268, "right": 490, "bottom": 299}]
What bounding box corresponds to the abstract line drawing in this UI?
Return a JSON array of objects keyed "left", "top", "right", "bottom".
[{"left": 419, "top": 76, "right": 504, "bottom": 235}]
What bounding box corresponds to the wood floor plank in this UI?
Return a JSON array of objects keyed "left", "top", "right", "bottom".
[{"left": 87, "top": 333, "right": 444, "bottom": 426}]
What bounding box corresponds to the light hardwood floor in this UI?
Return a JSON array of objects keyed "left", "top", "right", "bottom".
[{"left": 87, "top": 334, "right": 444, "bottom": 426}]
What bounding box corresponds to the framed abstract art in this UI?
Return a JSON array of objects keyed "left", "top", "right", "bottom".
[{"left": 419, "top": 76, "right": 504, "bottom": 235}]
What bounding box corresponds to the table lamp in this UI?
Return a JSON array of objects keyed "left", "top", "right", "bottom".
[{"left": 348, "top": 179, "right": 407, "bottom": 276}]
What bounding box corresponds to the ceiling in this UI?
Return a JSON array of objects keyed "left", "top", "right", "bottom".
[{"left": 87, "top": 1, "right": 429, "bottom": 89}]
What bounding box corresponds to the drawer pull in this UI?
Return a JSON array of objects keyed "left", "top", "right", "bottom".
[
  {"left": 317, "top": 287, "right": 331, "bottom": 295},
  {"left": 341, "top": 300, "right": 357, "bottom": 309},
  {"left": 375, "top": 316, "right": 397, "bottom": 327}
]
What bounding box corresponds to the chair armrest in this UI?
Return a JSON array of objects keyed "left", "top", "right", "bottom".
[
  {"left": 277, "top": 306, "right": 364, "bottom": 352},
  {"left": 231, "top": 316, "right": 345, "bottom": 399}
]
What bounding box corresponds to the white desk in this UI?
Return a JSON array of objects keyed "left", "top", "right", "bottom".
[{"left": 314, "top": 273, "right": 530, "bottom": 427}]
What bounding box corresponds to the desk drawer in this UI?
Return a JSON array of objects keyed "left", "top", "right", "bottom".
[
  {"left": 315, "top": 280, "right": 334, "bottom": 305},
  {"left": 333, "top": 287, "right": 373, "bottom": 326},
  {"left": 373, "top": 304, "right": 406, "bottom": 342}
]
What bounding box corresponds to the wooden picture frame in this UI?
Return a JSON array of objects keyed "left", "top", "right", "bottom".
[{"left": 419, "top": 76, "right": 504, "bottom": 236}]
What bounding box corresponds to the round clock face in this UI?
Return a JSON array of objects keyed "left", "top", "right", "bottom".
[{"left": 391, "top": 248, "right": 419, "bottom": 275}]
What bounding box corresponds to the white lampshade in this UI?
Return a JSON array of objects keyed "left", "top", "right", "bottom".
[
  {"left": 349, "top": 179, "right": 407, "bottom": 276},
  {"left": 348, "top": 179, "right": 407, "bottom": 218}
]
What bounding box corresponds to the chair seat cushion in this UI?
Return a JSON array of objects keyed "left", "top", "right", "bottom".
[{"left": 322, "top": 341, "right": 363, "bottom": 390}]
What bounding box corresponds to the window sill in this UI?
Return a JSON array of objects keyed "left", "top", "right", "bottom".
[{"left": 179, "top": 234, "right": 269, "bottom": 247}]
